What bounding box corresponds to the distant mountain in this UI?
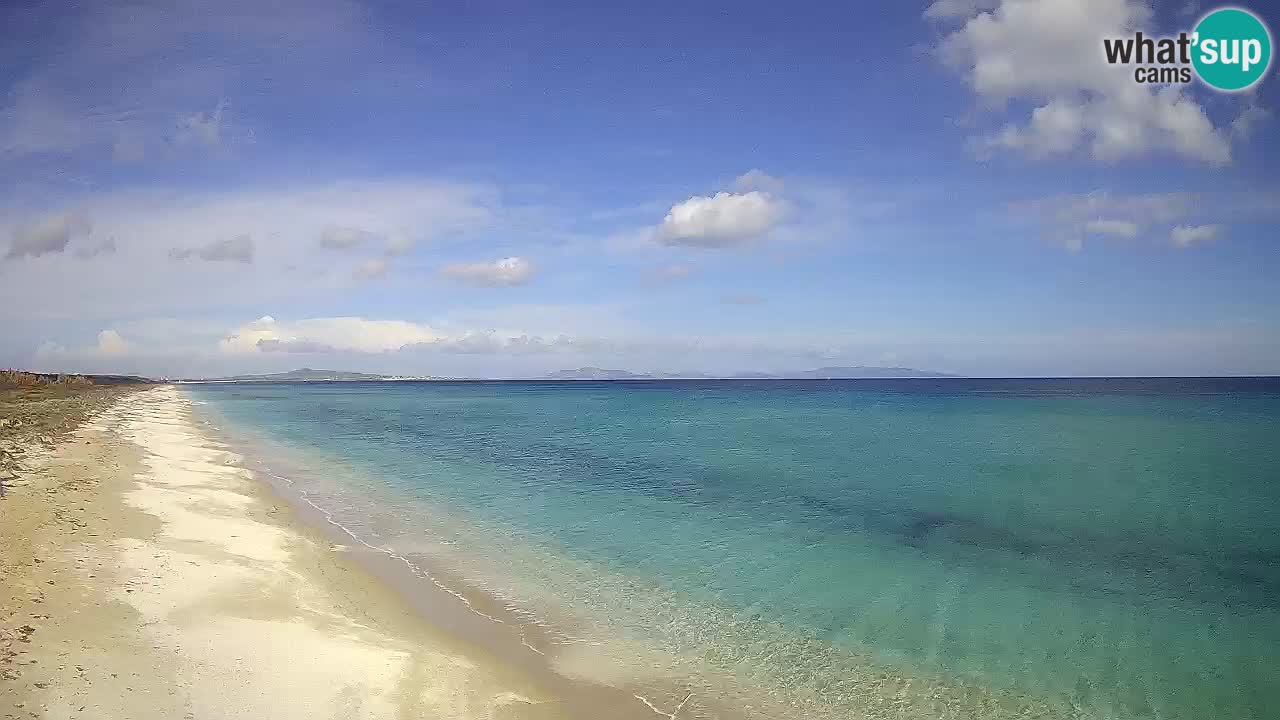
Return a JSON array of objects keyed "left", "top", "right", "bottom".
[
  {"left": 542, "top": 366, "right": 957, "bottom": 380},
  {"left": 543, "top": 367, "right": 648, "bottom": 380},
  {"left": 190, "top": 368, "right": 427, "bottom": 383}
]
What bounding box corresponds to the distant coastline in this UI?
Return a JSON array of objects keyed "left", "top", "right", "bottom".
[{"left": 177, "top": 365, "right": 960, "bottom": 383}]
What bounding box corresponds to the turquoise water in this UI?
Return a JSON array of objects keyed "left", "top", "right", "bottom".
[{"left": 186, "top": 379, "right": 1280, "bottom": 719}]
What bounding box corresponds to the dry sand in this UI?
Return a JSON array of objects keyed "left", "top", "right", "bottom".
[{"left": 1, "top": 386, "right": 677, "bottom": 720}]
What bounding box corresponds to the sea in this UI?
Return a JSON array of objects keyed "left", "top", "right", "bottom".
[{"left": 184, "top": 378, "right": 1280, "bottom": 720}]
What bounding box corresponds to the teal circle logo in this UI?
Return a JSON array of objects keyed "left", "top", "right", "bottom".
[{"left": 1192, "top": 7, "right": 1272, "bottom": 91}]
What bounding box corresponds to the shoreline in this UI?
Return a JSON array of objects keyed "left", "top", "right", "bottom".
[
  {"left": 1, "top": 386, "right": 689, "bottom": 719},
  {"left": 192, "top": 393, "right": 739, "bottom": 719},
  {"left": 3, "top": 384, "right": 1096, "bottom": 720},
  {"left": 245, "top": 460, "right": 706, "bottom": 720},
  {"left": 182, "top": 387, "right": 1072, "bottom": 720}
]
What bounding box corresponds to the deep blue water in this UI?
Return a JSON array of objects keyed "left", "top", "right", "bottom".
[{"left": 186, "top": 379, "right": 1280, "bottom": 719}]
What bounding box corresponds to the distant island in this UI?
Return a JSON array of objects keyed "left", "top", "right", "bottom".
[{"left": 180, "top": 368, "right": 429, "bottom": 383}]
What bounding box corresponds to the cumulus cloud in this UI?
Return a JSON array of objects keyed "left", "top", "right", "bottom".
[
  {"left": 95, "top": 329, "right": 130, "bottom": 355},
  {"left": 657, "top": 190, "right": 786, "bottom": 247},
  {"left": 5, "top": 210, "right": 92, "bottom": 259},
  {"left": 216, "top": 316, "right": 602, "bottom": 358},
  {"left": 212, "top": 314, "right": 860, "bottom": 361},
  {"left": 0, "top": 179, "right": 498, "bottom": 324},
  {"left": 929, "top": 0, "right": 1238, "bottom": 165},
  {"left": 220, "top": 316, "right": 441, "bottom": 354},
  {"left": 1170, "top": 224, "right": 1221, "bottom": 248},
  {"left": 440, "top": 256, "right": 534, "bottom": 287},
  {"left": 731, "top": 169, "right": 786, "bottom": 194},
  {"left": 170, "top": 234, "right": 254, "bottom": 263},
  {"left": 255, "top": 338, "right": 339, "bottom": 353}
]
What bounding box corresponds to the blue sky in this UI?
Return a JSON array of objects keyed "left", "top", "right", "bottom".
[{"left": 1, "top": 0, "right": 1277, "bottom": 377}]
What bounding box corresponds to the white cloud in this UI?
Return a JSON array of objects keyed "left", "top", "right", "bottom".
[
  {"left": 1011, "top": 190, "right": 1278, "bottom": 250},
  {"left": 211, "top": 314, "right": 869, "bottom": 361},
  {"left": 95, "top": 329, "right": 130, "bottom": 355},
  {"left": 170, "top": 234, "right": 255, "bottom": 263},
  {"left": 657, "top": 190, "right": 786, "bottom": 247},
  {"left": 932, "top": 0, "right": 1237, "bottom": 165},
  {"left": 730, "top": 169, "right": 786, "bottom": 194},
  {"left": 440, "top": 256, "right": 534, "bottom": 287},
  {"left": 925, "top": 0, "right": 1000, "bottom": 19},
  {"left": 615, "top": 172, "right": 904, "bottom": 255},
  {"left": 5, "top": 210, "right": 92, "bottom": 259},
  {"left": 216, "top": 315, "right": 594, "bottom": 357},
  {"left": 1013, "top": 190, "right": 1198, "bottom": 249},
  {"left": 219, "top": 316, "right": 441, "bottom": 354},
  {"left": 23, "top": 310, "right": 1279, "bottom": 379},
  {"left": 1170, "top": 224, "right": 1221, "bottom": 248},
  {"left": 0, "top": 178, "right": 496, "bottom": 320},
  {"left": 1016, "top": 191, "right": 1195, "bottom": 226}
]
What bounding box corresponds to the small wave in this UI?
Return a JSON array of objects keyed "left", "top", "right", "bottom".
[{"left": 258, "top": 468, "right": 530, "bottom": 631}]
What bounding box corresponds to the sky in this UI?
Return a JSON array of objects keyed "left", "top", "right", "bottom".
[{"left": 1, "top": 0, "right": 1277, "bottom": 378}]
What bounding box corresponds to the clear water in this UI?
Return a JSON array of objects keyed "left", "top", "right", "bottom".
[{"left": 185, "top": 378, "right": 1280, "bottom": 719}]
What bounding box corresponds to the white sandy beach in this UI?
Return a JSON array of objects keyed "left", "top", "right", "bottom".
[{"left": 2, "top": 386, "right": 593, "bottom": 720}]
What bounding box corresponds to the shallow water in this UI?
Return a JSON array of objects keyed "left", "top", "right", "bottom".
[{"left": 186, "top": 378, "right": 1280, "bottom": 719}]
